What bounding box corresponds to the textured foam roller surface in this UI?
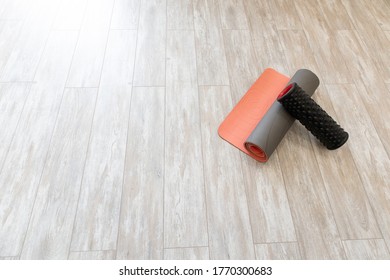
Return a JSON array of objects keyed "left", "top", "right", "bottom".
[{"left": 277, "top": 83, "right": 349, "bottom": 150}]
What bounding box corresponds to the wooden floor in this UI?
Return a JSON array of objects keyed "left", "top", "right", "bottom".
[{"left": 0, "top": 0, "right": 389, "bottom": 260}]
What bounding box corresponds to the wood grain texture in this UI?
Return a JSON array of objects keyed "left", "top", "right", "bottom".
[
  {"left": 133, "top": 0, "right": 166, "bottom": 86},
  {"left": 20, "top": 88, "right": 97, "bottom": 260},
  {"left": 66, "top": 30, "right": 109, "bottom": 87},
  {"left": 0, "top": 25, "right": 48, "bottom": 81},
  {"left": 223, "top": 27, "right": 295, "bottom": 244},
  {"left": 277, "top": 123, "right": 346, "bottom": 259},
  {"left": 218, "top": 0, "right": 248, "bottom": 30},
  {"left": 70, "top": 85, "right": 132, "bottom": 252},
  {"left": 193, "top": 0, "right": 229, "bottom": 85},
  {"left": 277, "top": 119, "right": 346, "bottom": 259},
  {"left": 116, "top": 87, "right": 164, "bottom": 259},
  {"left": 316, "top": 0, "right": 354, "bottom": 30},
  {"left": 0, "top": 0, "right": 60, "bottom": 81},
  {"left": 164, "top": 30, "right": 207, "bottom": 248},
  {"left": 278, "top": 29, "right": 321, "bottom": 75},
  {"left": 167, "top": 0, "right": 193, "bottom": 30},
  {"left": 0, "top": 83, "right": 31, "bottom": 169},
  {"left": 111, "top": 0, "right": 140, "bottom": 30},
  {"left": 69, "top": 250, "right": 116, "bottom": 260},
  {"left": 245, "top": 0, "right": 289, "bottom": 74},
  {"left": 267, "top": 0, "right": 302, "bottom": 30},
  {"left": 343, "top": 239, "right": 390, "bottom": 260},
  {"left": 0, "top": 20, "right": 23, "bottom": 74},
  {"left": 294, "top": 0, "right": 352, "bottom": 84},
  {"left": 0, "top": 256, "right": 19, "bottom": 260},
  {"left": 341, "top": 0, "right": 390, "bottom": 82},
  {"left": 240, "top": 154, "right": 296, "bottom": 243},
  {"left": 309, "top": 86, "right": 381, "bottom": 240},
  {"left": 0, "top": 84, "right": 64, "bottom": 256},
  {"left": 366, "top": 0, "right": 390, "bottom": 30},
  {"left": 164, "top": 247, "right": 209, "bottom": 260},
  {"left": 279, "top": 29, "right": 381, "bottom": 240},
  {"left": 385, "top": 31, "right": 390, "bottom": 41},
  {"left": 335, "top": 30, "right": 390, "bottom": 156},
  {"left": 99, "top": 30, "right": 137, "bottom": 86},
  {"left": 66, "top": 0, "right": 114, "bottom": 87},
  {"left": 199, "top": 86, "right": 255, "bottom": 259},
  {"left": 34, "top": 30, "right": 78, "bottom": 85},
  {"left": 255, "top": 243, "right": 301, "bottom": 260},
  {"left": 326, "top": 83, "right": 390, "bottom": 251},
  {"left": 0, "top": 28, "right": 78, "bottom": 257},
  {"left": 70, "top": 31, "right": 135, "bottom": 251},
  {"left": 222, "top": 29, "right": 259, "bottom": 103},
  {"left": 1, "top": 0, "right": 389, "bottom": 260}
]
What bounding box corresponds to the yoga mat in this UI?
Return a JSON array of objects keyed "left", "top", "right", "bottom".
[{"left": 218, "top": 68, "right": 319, "bottom": 162}]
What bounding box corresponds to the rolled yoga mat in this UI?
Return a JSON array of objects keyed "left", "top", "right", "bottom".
[
  {"left": 277, "top": 82, "right": 348, "bottom": 150},
  {"left": 218, "top": 68, "right": 319, "bottom": 162}
]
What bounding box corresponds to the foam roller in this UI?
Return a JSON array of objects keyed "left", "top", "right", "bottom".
[{"left": 277, "top": 83, "right": 349, "bottom": 150}]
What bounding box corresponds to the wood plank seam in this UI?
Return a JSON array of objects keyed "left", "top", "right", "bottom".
[
  {"left": 114, "top": 0, "right": 141, "bottom": 257},
  {"left": 0, "top": 84, "right": 32, "bottom": 174},
  {"left": 322, "top": 82, "right": 388, "bottom": 245},
  {"left": 19, "top": 88, "right": 67, "bottom": 256},
  {"left": 67, "top": 3, "right": 116, "bottom": 256},
  {"left": 192, "top": 1, "right": 211, "bottom": 256},
  {"left": 325, "top": 83, "right": 390, "bottom": 254}
]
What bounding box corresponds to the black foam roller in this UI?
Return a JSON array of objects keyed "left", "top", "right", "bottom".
[{"left": 277, "top": 82, "right": 349, "bottom": 150}]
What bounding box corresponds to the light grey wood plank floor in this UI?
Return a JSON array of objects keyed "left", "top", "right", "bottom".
[
  {"left": 133, "top": 0, "right": 166, "bottom": 86},
  {"left": 167, "top": 0, "right": 194, "bottom": 30},
  {"left": 68, "top": 250, "right": 116, "bottom": 260},
  {"left": 111, "top": 0, "right": 140, "bottom": 30},
  {"left": 20, "top": 88, "right": 97, "bottom": 260},
  {"left": 343, "top": 239, "right": 390, "bottom": 260},
  {"left": 116, "top": 87, "right": 165, "bottom": 259},
  {"left": 267, "top": 0, "right": 302, "bottom": 30},
  {"left": 326, "top": 83, "right": 390, "bottom": 252},
  {"left": 342, "top": 0, "right": 390, "bottom": 83},
  {"left": 164, "top": 29, "right": 207, "bottom": 248},
  {"left": 164, "top": 247, "right": 209, "bottom": 260},
  {"left": 219, "top": 0, "right": 249, "bottom": 30},
  {"left": 70, "top": 30, "right": 136, "bottom": 252},
  {"left": 279, "top": 30, "right": 381, "bottom": 241},
  {"left": 246, "top": 0, "right": 289, "bottom": 74},
  {"left": 0, "top": 23, "right": 48, "bottom": 82},
  {"left": 0, "top": 83, "right": 31, "bottom": 169},
  {"left": 193, "top": 0, "right": 230, "bottom": 85},
  {"left": 0, "top": 20, "right": 23, "bottom": 75},
  {"left": 0, "top": 0, "right": 389, "bottom": 260},
  {"left": 255, "top": 242, "right": 301, "bottom": 260},
  {"left": 0, "top": 256, "right": 19, "bottom": 260},
  {"left": 0, "top": 84, "right": 66, "bottom": 256},
  {"left": 199, "top": 86, "right": 255, "bottom": 259}
]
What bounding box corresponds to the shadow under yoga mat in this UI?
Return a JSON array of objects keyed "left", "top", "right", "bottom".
[{"left": 218, "top": 68, "right": 319, "bottom": 162}]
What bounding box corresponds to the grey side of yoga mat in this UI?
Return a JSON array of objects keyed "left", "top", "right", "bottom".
[{"left": 245, "top": 69, "right": 320, "bottom": 159}]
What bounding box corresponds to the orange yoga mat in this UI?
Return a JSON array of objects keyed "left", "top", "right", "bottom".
[
  {"left": 218, "top": 68, "right": 289, "bottom": 162},
  {"left": 218, "top": 68, "right": 319, "bottom": 162}
]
